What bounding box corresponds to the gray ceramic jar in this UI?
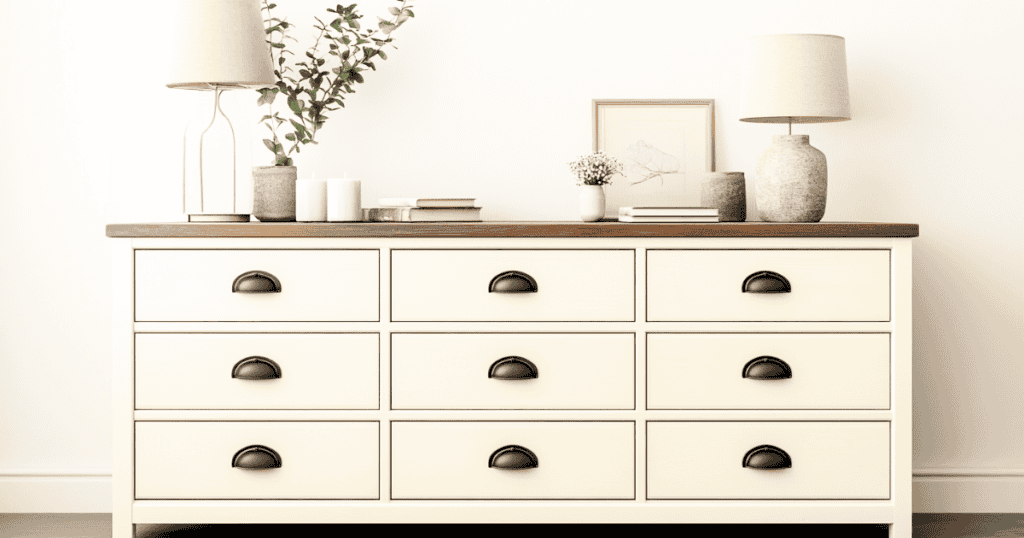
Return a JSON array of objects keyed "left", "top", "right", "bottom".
[
  {"left": 698, "top": 172, "right": 747, "bottom": 222},
  {"left": 252, "top": 166, "right": 297, "bottom": 222}
]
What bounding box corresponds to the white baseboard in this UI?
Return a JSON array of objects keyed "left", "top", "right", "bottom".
[
  {"left": 0, "top": 470, "right": 111, "bottom": 513},
  {"left": 914, "top": 468, "right": 1024, "bottom": 513}
]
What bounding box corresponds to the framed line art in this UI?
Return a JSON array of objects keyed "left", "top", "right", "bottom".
[{"left": 592, "top": 99, "right": 715, "bottom": 215}]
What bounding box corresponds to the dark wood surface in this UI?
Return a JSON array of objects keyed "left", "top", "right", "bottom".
[{"left": 106, "top": 221, "right": 919, "bottom": 238}]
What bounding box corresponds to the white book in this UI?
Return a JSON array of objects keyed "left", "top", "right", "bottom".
[
  {"left": 363, "top": 207, "right": 482, "bottom": 222},
  {"left": 378, "top": 198, "right": 477, "bottom": 208},
  {"left": 618, "top": 215, "right": 719, "bottom": 223},
  {"left": 619, "top": 206, "right": 718, "bottom": 217}
]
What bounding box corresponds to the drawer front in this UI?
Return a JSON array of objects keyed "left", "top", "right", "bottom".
[
  {"left": 391, "top": 333, "right": 634, "bottom": 410},
  {"left": 647, "top": 333, "right": 890, "bottom": 409},
  {"left": 647, "top": 421, "right": 889, "bottom": 499},
  {"left": 135, "top": 250, "right": 379, "bottom": 321},
  {"left": 135, "top": 333, "right": 379, "bottom": 410},
  {"left": 646, "top": 250, "right": 890, "bottom": 321},
  {"left": 135, "top": 421, "right": 379, "bottom": 499},
  {"left": 390, "top": 250, "right": 635, "bottom": 321},
  {"left": 391, "top": 422, "right": 635, "bottom": 499}
]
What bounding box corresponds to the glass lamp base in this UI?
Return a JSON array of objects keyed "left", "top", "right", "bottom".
[{"left": 188, "top": 214, "right": 251, "bottom": 222}]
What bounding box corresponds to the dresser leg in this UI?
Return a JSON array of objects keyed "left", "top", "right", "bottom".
[{"left": 889, "top": 522, "right": 910, "bottom": 538}]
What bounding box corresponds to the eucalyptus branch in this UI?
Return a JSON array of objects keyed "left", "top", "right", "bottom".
[{"left": 257, "top": 0, "right": 415, "bottom": 166}]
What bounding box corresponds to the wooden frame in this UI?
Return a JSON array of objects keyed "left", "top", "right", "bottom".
[{"left": 593, "top": 99, "right": 715, "bottom": 215}]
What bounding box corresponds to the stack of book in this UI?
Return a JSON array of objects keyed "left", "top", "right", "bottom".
[
  {"left": 617, "top": 207, "right": 719, "bottom": 222},
  {"left": 363, "top": 198, "right": 481, "bottom": 222}
]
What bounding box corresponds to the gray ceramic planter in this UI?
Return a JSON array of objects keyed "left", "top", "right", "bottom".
[{"left": 252, "top": 166, "right": 297, "bottom": 222}]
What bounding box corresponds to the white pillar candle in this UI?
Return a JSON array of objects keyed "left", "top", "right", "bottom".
[
  {"left": 327, "top": 178, "right": 362, "bottom": 222},
  {"left": 295, "top": 178, "right": 328, "bottom": 222}
]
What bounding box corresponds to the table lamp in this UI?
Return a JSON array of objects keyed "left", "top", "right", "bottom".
[
  {"left": 167, "top": 0, "right": 276, "bottom": 222},
  {"left": 740, "top": 34, "right": 851, "bottom": 222}
]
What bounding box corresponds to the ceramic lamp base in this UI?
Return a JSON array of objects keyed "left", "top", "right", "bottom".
[
  {"left": 755, "top": 134, "right": 827, "bottom": 222},
  {"left": 188, "top": 214, "right": 251, "bottom": 222}
]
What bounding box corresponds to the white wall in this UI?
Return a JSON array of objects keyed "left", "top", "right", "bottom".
[{"left": 1, "top": 0, "right": 1022, "bottom": 512}]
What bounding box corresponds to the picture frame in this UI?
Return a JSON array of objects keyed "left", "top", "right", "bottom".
[{"left": 592, "top": 99, "right": 715, "bottom": 215}]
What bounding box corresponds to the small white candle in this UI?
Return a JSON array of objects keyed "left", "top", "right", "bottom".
[
  {"left": 327, "top": 177, "right": 362, "bottom": 222},
  {"left": 295, "top": 178, "right": 328, "bottom": 222}
]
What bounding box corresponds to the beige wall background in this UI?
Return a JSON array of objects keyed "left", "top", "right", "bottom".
[{"left": 1, "top": 0, "right": 1022, "bottom": 512}]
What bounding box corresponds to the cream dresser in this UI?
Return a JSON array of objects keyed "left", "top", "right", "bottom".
[{"left": 107, "top": 221, "right": 917, "bottom": 536}]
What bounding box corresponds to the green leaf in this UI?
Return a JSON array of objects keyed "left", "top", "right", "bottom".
[
  {"left": 378, "top": 50, "right": 387, "bottom": 60},
  {"left": 263, "top": 139, "right": 276, "bottom": 153},
  {"left": 268, "top": 3, "right": 277, "bottom": 9},
  {"left": 364, "top": 61, "right": 376, "bottom": 71},
  {"left": 290, "top": 119, "right": 306, "bottom": 134},
  {"left": 388, "top": 6, "right": 401, "bottom": 15},
  {"left": 270, "top": 42, "right": 285, "bottom": 49},
  {"left": 378, "top": 18, "right": 397, "bottom": 34},
  {"left": 284, "top": 133, "right": 296, "bottom": 141},
  {"left": 287, "top": 95, "right": 302, "bottom": 114}
]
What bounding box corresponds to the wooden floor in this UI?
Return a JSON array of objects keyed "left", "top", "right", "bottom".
[{"left": 2, "top": 514, "right": 1023, "bottom": 537}]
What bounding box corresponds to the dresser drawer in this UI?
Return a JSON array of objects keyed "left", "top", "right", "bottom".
[
  {"left": 391, "top": 333, "right": 634, "bottom": 409},
  {"left": 391, "top": 421, "right": 634, "bottom": 499},
  {"left": 390, "top": 250, "right": 635, "bottom": 321},
  {"left": 646, "top": 250, "right": 890, "bottom": 321},
  {"left": 135, "top": 421, "right": 379, "bottom": 499},
  {"left": 647, "top": 421, "right": 889, "bottom": 499},
  {"left": 135, "top": 333, "right": 379, "bottom": 410},
  {"left": 135, "top": 250, "right": 379, "bottom": 321},
  {"left": 647, "top": 333, "right": 889, "bottom": 409}
]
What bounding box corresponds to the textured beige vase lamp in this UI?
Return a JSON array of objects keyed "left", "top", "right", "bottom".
[
  {"left": 740, "top": 34, "right": 851, "bottom": 222},
  {"left": 167, "top": 0, "right": 275, "bottom": 222}
]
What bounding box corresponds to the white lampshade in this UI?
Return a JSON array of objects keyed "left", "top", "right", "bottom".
[
  {"left": 740, "top": 34, "right": 851, "bottom": 123},
  {"left": 167, "top": 0, "right": 275, "bottom": 90}
]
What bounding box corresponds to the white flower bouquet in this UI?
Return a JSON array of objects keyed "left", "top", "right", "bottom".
[{"left": 569, "top": 151, "right": 623, "bottom": 186}]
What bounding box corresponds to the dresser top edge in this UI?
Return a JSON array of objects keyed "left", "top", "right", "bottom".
[{"left": 105, "top": 222, "right": 920, "bottom": 239}]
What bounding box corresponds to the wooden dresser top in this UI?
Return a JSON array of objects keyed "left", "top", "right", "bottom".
[{"left": 106, "top": 222, "right": 919, "bottom": 238}]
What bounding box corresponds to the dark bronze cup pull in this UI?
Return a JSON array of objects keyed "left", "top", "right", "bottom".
[
  {"left": 232, "top": 270, "right": 282, "bottom": 293},
  {"left": 489, "top": 445, "right": 539, "bottom": 470},
  {"left": 232, "top": 356, "right": 282, "bottom": 380},
  {"left": 232, "top": 445, "right": 282, "bottom": 470},
  {"left": 488, "top": 356, "right": 539, "bottom": 380},
  {"left": 488, "top": 271, "right": 538, "bottom": 293},
  {"left": 742, "top": 271, "right": 791, "bottom": 293},
  {"left": 742, "top": 356, "right": 792, "bottom": 380},
  {"left": 743, "top": 445, "right": 792, "bottom": 469}
]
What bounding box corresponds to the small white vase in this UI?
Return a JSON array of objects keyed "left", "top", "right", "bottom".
[{"left": 578, "top": 185, "right": 606, "bottom": 222}]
